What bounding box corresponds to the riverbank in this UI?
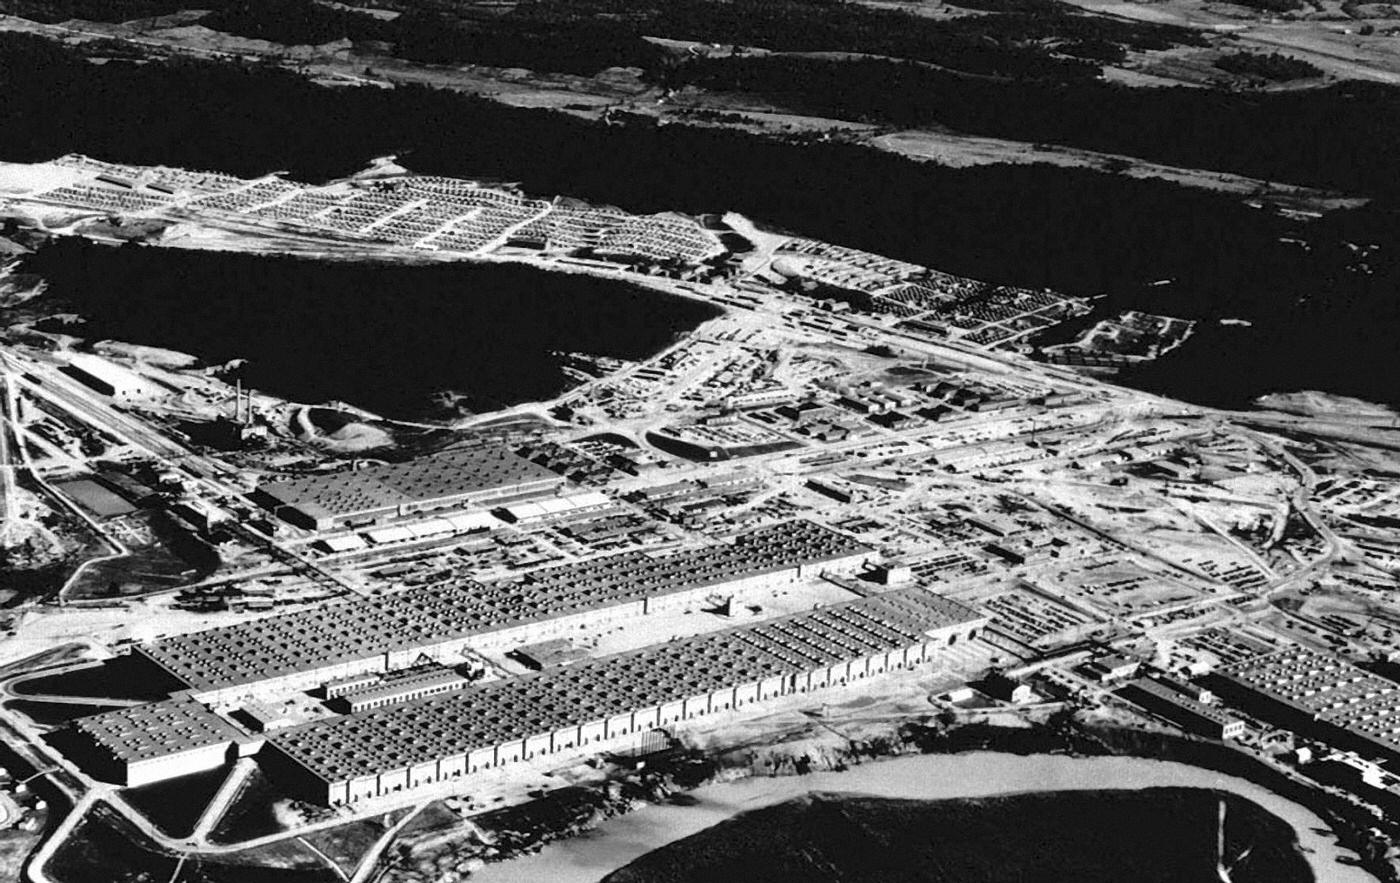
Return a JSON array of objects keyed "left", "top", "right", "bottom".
[
  {"left": 428, "top": 704, "right": 1400, "bottom": 880},
  {"left": 469, "top": 751, "right": 1372, "bottom": 883}
]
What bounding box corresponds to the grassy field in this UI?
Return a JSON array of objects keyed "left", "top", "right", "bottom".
[{"left": 48, "top": 801, "right": 341, "bottom": 883}]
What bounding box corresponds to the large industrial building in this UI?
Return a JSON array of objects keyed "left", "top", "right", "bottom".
[
  {"left": 1119, "top": 677, "right": 1244, "bottom": 740},
  {"left": 133, "top": 594, "right": 444, "bottom": 704},
  {"left": 264, "top": 586, "right": 984, "bottom": 805},
  {"left": 253, "top": 444, "right": 562, "bottom": 530},
  {"left": 70, "top": 580, "right": 983, "bottom": 798},
  {"left": 62, "top": 353, "right": 166, "bottom": 405},
  {"left": 129, "top": 521, "right": 872, "bottom": 707},
  {"left": 1214, "top": 646, "right": 1400, "bottom": 761},
  {"left": 70, "top": 695, "right": 248, "bottom": 787}
]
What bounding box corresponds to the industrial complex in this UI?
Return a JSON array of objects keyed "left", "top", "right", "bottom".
[
  {"left": 3, "top": 152, "right": 1400, "bottom": 882},
  {"left": 268, "top": 588, "right": 981, "bottom": 806},
  {"left": 72, "top": 586, "right": 981, "bottom": 803},
  {"left": 129, "top": 519, "right": 869, "bottom": 703},
  {"left": 59, "top": 522, "right": 976, "bottom": 803}
]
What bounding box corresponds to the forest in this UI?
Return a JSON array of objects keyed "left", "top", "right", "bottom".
[
  {"left": 0, "top": 0, "right": 192, "bottom": 21},
  {"left": 202, "top": 0, "right": 1201, "bottom": 79},
  {"left": 661, "top": 54, "right": 1400, "bottom": 198},
  {"left": 0, "top": 0, "right": 1206, "bottom": 79},
  {"left": 1213, "top": 50, "right": 1323, "bottom": 81}
]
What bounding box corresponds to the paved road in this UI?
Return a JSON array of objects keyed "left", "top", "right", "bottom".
[
  {"left": 25, "top": 791, "right": 95, "bottom": 883},
  {"left": 189, "top": 759, "right": 254, "bottom": 844},
  {"left": 0, "top": 366, "right": 18, "bottom": 542},
  {"left": 349, "top": 803, "right": 427, "bottom": 883}
]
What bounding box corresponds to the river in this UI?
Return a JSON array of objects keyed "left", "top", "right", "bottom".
[
  {"left": 14, "top": 240, "right": 721, "bottom": 423},
  {"left": 471, "top": 752, "right": 1375, "bottom": 883}
]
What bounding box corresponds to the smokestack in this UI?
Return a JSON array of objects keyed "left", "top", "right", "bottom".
[{"left": 235, "top": 379, "right": 242, "bottom": 422}]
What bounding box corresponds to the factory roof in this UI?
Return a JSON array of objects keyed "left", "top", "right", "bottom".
[
  {"left": 65, "top": 353, "right": 163, "bottom": 398},
  {"left": 1123, "top": 678, "right": 1240, "bottom": 727},
  {"left": 396, "top": 520, "right": 870, "bottom": 634},
  {"left": 1218, "top": 646, "right": 1400, "bottom": 755},
  {"left": 1218, "top": 646, "right": 1398, "bottom": 716},
  {"left": 136, "top": 520, "right": 871, "bottom": 695},
  {"left": 135, "top": 596, "right": 437, "bottom": 694},
  {"left": 326, "top": 672, "right": 381, "bottom": 691},
  {"left": 340, "top": 668, "right": 468, "bottom": 707},
  {"left": 72, "top": 696, "right": 241, "bottom": 764},
  {"left": 258, "top": 445, "right": 560, "bottom": 520},
  {"left": 500, "top": 491, "right": 613, "bottom": 522},
  {"left": 269, "top": 587, "right": 983, "bottom": 783},
  {"left": 242, "top": 701, "right": 297, "bottom": 732}
]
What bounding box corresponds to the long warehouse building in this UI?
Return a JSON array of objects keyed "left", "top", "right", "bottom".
[
  {"left": 1214, "top": 646, "right": 1400, "bottom": 762},
  {"left": 132, "top": 520, "right": 872, "bottom": 704},
  {"left": 265, "top": 586, "right": 986, "bottom": 805},
  {"left": 253, "top": 443, "right": 563, "bottom": 530}
]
